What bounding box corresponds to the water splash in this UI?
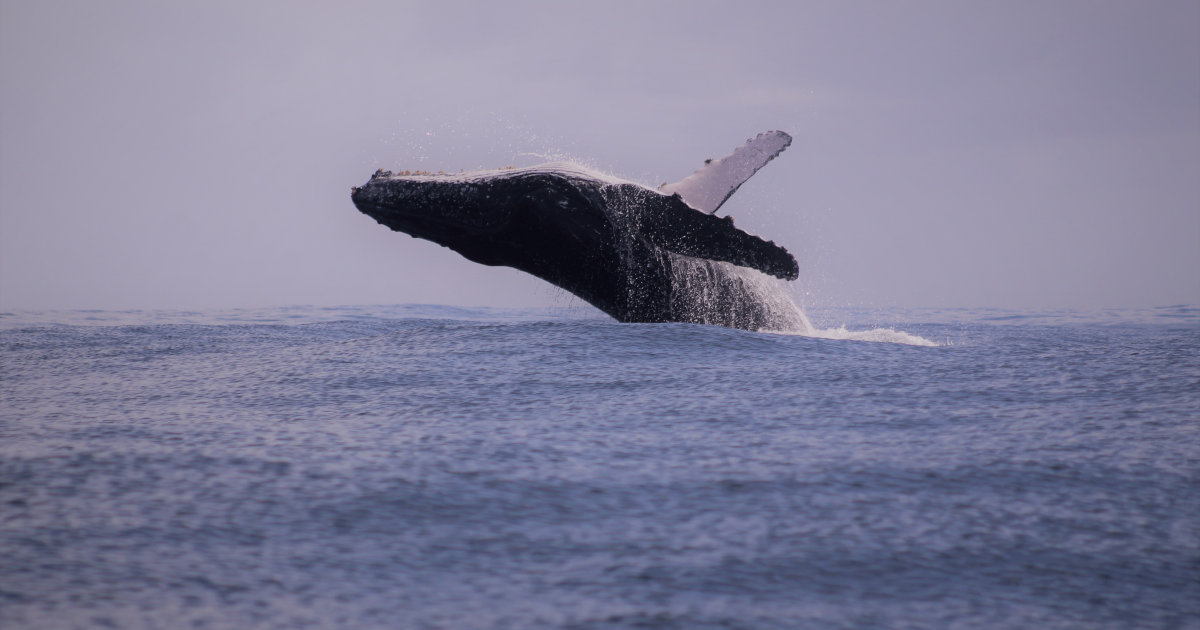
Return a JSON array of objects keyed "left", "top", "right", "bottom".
[
  {"left": 668, "top": 257, "right": 814, "bottom": 333},
  {"left": 675, "top": 264, "right": 939, "bottom": 346},
  {"left": 664, "top": 249, "right": 939, "bottom": 345}
]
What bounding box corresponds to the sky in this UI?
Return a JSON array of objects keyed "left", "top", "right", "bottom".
[{"left": 1, "top": 0, "right": 1197, "bottom": 311}]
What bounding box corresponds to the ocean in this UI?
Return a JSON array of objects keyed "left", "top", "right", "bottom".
[{"left": 1, "top": 304, "right": 1197, "bottom": 629}]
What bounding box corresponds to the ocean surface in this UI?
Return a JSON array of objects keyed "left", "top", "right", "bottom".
[{"left": 1, "top": 304, "right": 1197, "bottom": 629}]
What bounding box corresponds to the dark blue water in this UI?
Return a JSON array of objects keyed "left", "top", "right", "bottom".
[{"left": 2, "top": 305, "right": 1197, "bottom": 629}]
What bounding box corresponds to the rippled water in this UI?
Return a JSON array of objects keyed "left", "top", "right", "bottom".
[{"left": 2, "top": 305, "right": 1197, "bottom": 629}]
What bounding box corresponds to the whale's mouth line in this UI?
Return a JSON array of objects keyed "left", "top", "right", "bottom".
[
  {"left": 354, "top": 201, "right": 513, "bottom": 233},
  {"left": 390, "top": 165, "right": 522, "bottom": 176}
]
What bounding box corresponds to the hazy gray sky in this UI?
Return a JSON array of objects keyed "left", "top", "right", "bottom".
[{"left": 2, "top": 0, "right": 1197, "bottom": 311}]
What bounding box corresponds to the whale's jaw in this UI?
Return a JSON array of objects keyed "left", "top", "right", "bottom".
[
  {"left": 350, "top": 167, "right": 618, "bottom": 276},
  {"left": 350, "top": 170, "right": 520, "bottom": 251}
]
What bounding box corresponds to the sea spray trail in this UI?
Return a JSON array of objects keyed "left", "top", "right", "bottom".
[
  {"left": 665, "top": 259, "right": 939, "bottom": 345},
  {"left": 1, "top": 305, "right": 1196, "bottom": 629},
  {"left": 789, "top": 325, "right": 941, "bottom": 346}
]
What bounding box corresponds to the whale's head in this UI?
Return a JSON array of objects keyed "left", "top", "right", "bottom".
[
  {"left": 350, "top": 169, "right": 527, "bottom": 238},
  {"left": 351, "top": 165, "right": 617, "bottom": 270}
]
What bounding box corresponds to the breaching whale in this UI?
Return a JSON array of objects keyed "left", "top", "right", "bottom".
[{"left": 351, "top": 131, "right": 808, "bottom": 331}]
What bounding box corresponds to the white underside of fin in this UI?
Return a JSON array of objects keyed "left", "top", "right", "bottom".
[{"left": 659, "top": 131, "right": 792, "bottom": 214}]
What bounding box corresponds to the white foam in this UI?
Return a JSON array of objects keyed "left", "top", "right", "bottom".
[
  {"left": 664, "top": 258, "right": 940, "bottom": 346},
  {"left": 793, "top": 325, "right": 941, "bottom": 346},
  {"left": 733, "top": 286, "right": 940, "bottom": 345}
]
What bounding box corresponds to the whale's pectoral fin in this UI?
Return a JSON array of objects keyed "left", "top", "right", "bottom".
[
  {"left": 658, "top": 131, "right": 792, "bottom": 214},
  {"left": 644, "top": 197, "right": 799, "bottom": 280}
]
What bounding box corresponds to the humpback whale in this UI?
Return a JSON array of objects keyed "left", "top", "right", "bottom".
[{"left": 351, "top": 131, "right": 808, "bottom": 331}]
